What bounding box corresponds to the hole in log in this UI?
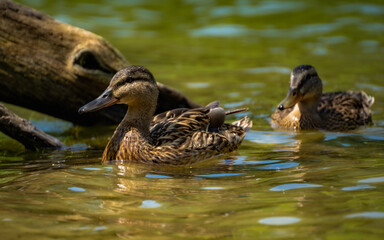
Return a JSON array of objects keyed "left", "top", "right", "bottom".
[{"left": 74, "top": 50, "right": 114, "bottom": 74}]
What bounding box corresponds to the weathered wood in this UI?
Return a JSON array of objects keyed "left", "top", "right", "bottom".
[
  {"left": 0, "top": 103, "right": 65, "bottom": 150},
  {"left": 0, "top": 0, "right": 199, "bottom": 126}
]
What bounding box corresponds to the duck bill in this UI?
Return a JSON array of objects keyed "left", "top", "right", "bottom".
[
  {"left": 278, "top": 87, "right": 302, "bottom": 110},
  {"left": 78, "top": 88, "right": 119, "bottom": 114}
]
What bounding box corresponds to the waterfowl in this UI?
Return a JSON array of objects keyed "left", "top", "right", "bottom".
[
  {"left": 79, "top": 65, "right": 252, "bottom": 164},
  {"left": 271, "top": 65, "right": 374, "bottom": 131}
]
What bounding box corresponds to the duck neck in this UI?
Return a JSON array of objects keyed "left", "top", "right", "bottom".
[
  {"left": 288, "top": 97, "right": 322, "bottom": 129},
  {"left": 297, "top": 97, "right": 320, "bottom": 115},
  {"left": 102, "top": 102, "right": 156, "bottom": 161},
  {"left": 120, "top": 103, "right": 156, "bottom": 139}
]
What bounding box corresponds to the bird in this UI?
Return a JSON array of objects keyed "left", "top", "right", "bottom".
[
  {"left": 271, "top": 64, "right": 374, "bottom": 131},
  {"left": 79, "top": 65, "right": 252, "bottom": 164}
]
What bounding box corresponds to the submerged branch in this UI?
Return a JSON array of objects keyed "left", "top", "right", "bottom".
[{"left": 0, "top": 103, "right": 66, "bottom": 150}]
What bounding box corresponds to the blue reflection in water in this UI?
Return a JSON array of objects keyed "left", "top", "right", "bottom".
[
  {"left": 83, "top": 167, "right": 102, "bottom": 171},
  {"left": 337, "top": 3, "right": 384, "bottom": 15},
  {"left": 257, "top": 162, "right": 299, "bottom": 170},
  {"left": 201, "top": 187, "right": 224, "bottom": 190},
  {"left": 139, "top": 200, "right": 161, "bottom": 208},
  {"left": 68, "top": 187, "right": 86, "bottom": 192},
  {"left": 94, "top": 226, "right": 107, "bottom": 231},
  {"left": 145, "top": 174, "right": 173, "bottom": 179},
  {"left": 342, "top": 185, "right": 376, "bottom": 191},
  {"left": 30, "top": 120, "right": 72, "bottom": 134},
  {"left": 346, "top": 212, "right": 384, "bottom": 219},
  {"left": 219, "top": 159, "right": 280, "bottom": 165},
  {"left": 244, "top": 67, "right": 291, "bottom": 74},
  {"left": 259, "top": 216, "right": 301, "bottom": 225},
  {"left": 270, "top": 183, "right": 322, "bottom": 191},
  {"left": 249, "top": 131, "right": 296, "bottom": 144},
  {"left": 186, "top": 82, "right": 211, "bottom": 88},
  {"left": 359, "top": 23, "right": 384, "bottom": 32},
  {"left": 190, "top": 24, "right": 251, "bottom": 37},
  {"left": 211, "top": 1, "right": 306, "bottom": 17},
  {"left": 358, "top": 176, "right": 384, "bottom": 183},
  {"left": 196, "top": 173, "right": 245, "bottom": 178}
]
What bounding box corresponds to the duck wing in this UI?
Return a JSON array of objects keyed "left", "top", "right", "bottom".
[
  {"left": 150, "top": 101, "right": 221, "bottom": 127},
  {"left": 150, "top": 108, "right": 211, "bottom": 146},
  {"left": 317, "top": 91, "right": 374, "bottom": 130},
  {"left": 149, "top": 103, "right": 252, "bottom": 159}
]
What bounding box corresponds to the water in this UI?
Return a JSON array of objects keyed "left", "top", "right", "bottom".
[{"left": 1, "top": 0, "right": 384, "bottom": 239}]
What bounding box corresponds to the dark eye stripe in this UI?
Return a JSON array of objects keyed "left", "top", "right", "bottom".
[
  {"left": 114, "top": 77, "right": 141, "bottom": 89},
  {"left": 124, "top": 77, "right": 137, "bottom": 84}
]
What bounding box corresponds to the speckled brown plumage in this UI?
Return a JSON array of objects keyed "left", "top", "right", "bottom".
[
  {"left": 79, "top": 66, "right": 252, "bottom": 164},
  {"left": 271, "top": 65, "right": 374, "bottom": 131}
]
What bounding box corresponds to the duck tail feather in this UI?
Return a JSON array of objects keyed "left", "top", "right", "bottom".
[{"left": 233, "top": 116, "right": 252, "bottom": 132}]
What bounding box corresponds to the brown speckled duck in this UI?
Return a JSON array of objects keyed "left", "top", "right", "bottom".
[
  {"left": 79, "top": 65, "right": 252, "bottom": 164},
  {"left": 271, "top": 65, "right": 374, "bottom": 131}
]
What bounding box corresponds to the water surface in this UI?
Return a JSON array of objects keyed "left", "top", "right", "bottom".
[{"left": 1, "top": 0, "right": 384, "bottom": 239}]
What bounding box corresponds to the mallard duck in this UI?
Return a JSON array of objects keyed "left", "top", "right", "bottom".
[
  {"left": 271, "top": 65, "right": 374, "bottom": 131},
  {"left": 79, "top": 65, "right": 252, "bottom": 164}
]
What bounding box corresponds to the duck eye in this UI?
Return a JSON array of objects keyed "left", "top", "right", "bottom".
[{"left": 292, "top": 90, "right": 296, "bottom": 96}]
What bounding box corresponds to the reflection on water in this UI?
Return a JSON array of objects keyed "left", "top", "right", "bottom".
[
  {"left": 259, "top": 216, "right": 301, "bottom": 225},
  {"left": 270, "top": 183, "right": 323, "bottom": 191},
  {"left": 210, "top": 1, "right": 306, "bottom": 17},
  {"left": 1, "top": 0, "right": 384, "bottom": 239}
]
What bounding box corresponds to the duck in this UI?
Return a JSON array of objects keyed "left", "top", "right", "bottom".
[
  {"left": 271, "top": 64, "right": 374, "bottom": 131},
  {"left": 79, "top": 65, "right": 252, "bottom": 164}
]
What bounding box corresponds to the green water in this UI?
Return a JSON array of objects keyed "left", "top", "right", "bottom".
[{"left": 1, "top": 0, "right": 384, "bottom": 239}]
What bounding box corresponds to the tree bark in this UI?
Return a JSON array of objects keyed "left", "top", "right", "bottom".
[
  {"left": 0, "top": 0, "right": 199, "bottom": 126},
  {"left": 0, "top": 103, "right": 65, "bottom": 150}
]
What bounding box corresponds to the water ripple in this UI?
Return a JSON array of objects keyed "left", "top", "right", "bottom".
[
  {"left": 244, "top": 67, "right": 291, "bottom": 74},
  {"left": 139, "top": 200, "right": 161, "bottom": 208},
  {"left": 211, "top": 1, "right": 306, "bottom": 17},
  {"left": 257, "top": 162, "right": 299, "bottom": 170},
  {"left": 190, "top": 24, "right": 251, "bottom": 37},
  {"left": 259, "top": 216, "right": 301, "bottom": 225},
  {"left": 270, "top": 183, "right": 322, "bottom": 191},
  {"left": 145, "top": 174, "right": 173, "bottom": 179},
  {"left": 186, "top": 82, "right": 211, "bottom": 88},
  {"left": 346, "top": 212, "right": 384, "bottom": 219},
  {"left": 201, "top": 187, "right": 224, "bottom": 190},
  {"left": 68, "top": 187, "right": 86, "bottom": 192},
  {"left": 195, "top": 173, "right": 245, "bottom": 178},
  {"left": 341, "top": 185, "right": 376, "bottom": 191},
  {"left": 337, "top": 3, "right": 384, "bottom": 15},
  {"left": 249, "top": 131, "right": 296, "bottom": 144},
  {"left": 358, "top": 176, "right": 384, "bottom": 183}
]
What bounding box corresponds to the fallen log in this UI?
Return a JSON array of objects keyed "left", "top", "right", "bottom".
[
  {"left": 0, "top": 103, "right": 65, "bottom": 150},
  {"left": 0, "top": 0, "right": 199, "bottom": 126}
]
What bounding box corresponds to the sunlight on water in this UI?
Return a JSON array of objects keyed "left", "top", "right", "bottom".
[
  {"left": 259, "top": 217, "right": 301, "bottom": 225},
  {"left": 358, "top": 176, "right": 384, "bottom": 183},
  {"left": 341, "top": 185, "right": 376, "bottom": 191},
  {"left": 139, "top": 200, "right": 162, "bottom": 208},
  {"left": 345, "top": 212, "right": 384, "bottom": 219},
  {"left": 270, "top": 183, "right": 323, "bottom": 191},
  {"left": 256, "top": 162, "right": 299, "bottom": 170}
]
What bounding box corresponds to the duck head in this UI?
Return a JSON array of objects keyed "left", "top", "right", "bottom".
[
  {"left": 79, "top": 65, "right": 159, "bottom": 114},
  {"left": 278, "top": 65, "right": 323, "bottom": 110}
]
